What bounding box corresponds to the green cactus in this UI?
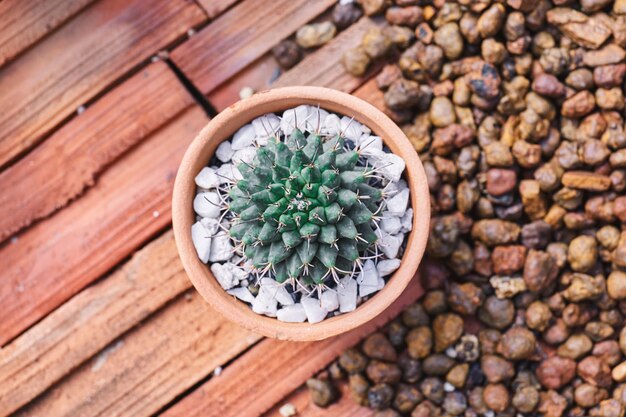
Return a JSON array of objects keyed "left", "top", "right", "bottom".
[{"left": 226, "top": 127, "right": 385, "bottom": 291}]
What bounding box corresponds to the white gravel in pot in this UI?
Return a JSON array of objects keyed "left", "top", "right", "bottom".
[{"left": 190, "top": 105, "right": 414, "bottom": 324}]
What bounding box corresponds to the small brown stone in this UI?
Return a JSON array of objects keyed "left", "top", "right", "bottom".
[
  {"left": 341, "top": 47, "right": 371, "bottom": 76},
  {"left": 296, "top": 22, "right": 336, "bottom": 48},
  {"left": 563, "top": 273, "right": 604, "bottom": 302},
  {"left": 538, "top": 390, "right": 567, "bottom": 417},
  {"left": 472, "top": 219, "right": 521, "bottom": 247},
  {"left": 575, "top": 383, "right": 608, "bottom": 408},
  {"left": 339, "top": 348, "right": 368, "bottom": 374},
  {"left": 583, "top": 44, "right": 626, "bottom": 67},
  {"left": 492, "top": 245, "right": 527, "bottom": 275},
  {"left": 406, "top": 326, "right": 433, "bottom": 359},
  {"left": 523, "top": 249, "right": 558, "bottom": 292},
  {"left": 385, "top": 6, "right": 423, "bottom": 27},
  {"left": 594, "top": 64, "right": 626, "bottom": 88},
  {"left": 271, "top": 40, "right": 302, "bottom": 69},
  {"left": 307, "top": 378, "right": 339, "bottom": 407},
  {"left": 478, "top": 296, "right": 515, "bottom": 330},
  {"left": 362, "top": 333, "right": 398, "bottom": 362},
  {"left": 498, "top": 327, "right": 536, "bottom": 360},
  {"left": 447, "top": 363, "right": 469, "bottom": 388},
  {"left": 567, "top": 235, "right": 598, "bottom": 272},
  {"left": 481, "top": 354, "right": 515, "bottom": 383},
  {"left": 447, "top": 282, "right": 484, "bottom": 315},
  {"left": 368, "top": 383, "right": 395, "bottom": 410},
  {"left": 536, "top": 356, "right": 577, "bottom": 389},
  {"left": 434, "top": 23, "right": 464, "bottom": 60},
  {"left": 423, "top": 353, "right": 456, "bottom": 376},
  {"left": 361, "top": 27, "right": 392, "bottom": 59},
  {"left": 513, "top": 385, "right": 540, "bottom": 413},
  {"left": 613, "top": 361, "right": 626, "bottom": 383},
  {"left": 561, "top": 91, "right": 596, "bottom": 118},
  {"left": 332, "top": 3, "right": 363, "bottom": 30},
  {"left": 483, "top": 383, "right": 510, "bottom": 412},
  {"left": 433, "top": 313, "right": 464, "bottom": 352},
  {"left": 532, "top": 73, "right": 566, "bottom": 98},
  {"left": 526, "top": 300, "right": 553, "bottom": 331},
  {"left": 360, "top": 0, "right": 388, "bottom": 16},
  {"left": 608, "top": 271, "right": 626, "bottom": 300},
  {"left": 384, "top": 78, "right": 424, "bottom": 110},
  {"left": 578, "top": 356, "right": 613, "bottom": 388},
  {"left": 557, "top": 333, "right": 593, "bottom": 359},
  {"left": 349, "top": 373, "right": 370, "bottom": 406},
  {"left": 393, "top": 384, "right": 423, "bottom": 413},
  {"left": 367, "top": 360, "right": 402, "bottom": 384},
  {"left": 486, "top": 168, "right": 517, "bottom": 196}
]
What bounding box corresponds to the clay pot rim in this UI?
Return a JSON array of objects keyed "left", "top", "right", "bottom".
[{"left": 172, "top": 86, "right": 430, "bottom": 341}]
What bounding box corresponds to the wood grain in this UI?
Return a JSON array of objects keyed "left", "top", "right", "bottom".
[
  {"left": 0, "top": 106, "right": 209, "bottom": 346},
  {"left": 170, "top": 0, "right": 336, "bottom": 95},
  {"left": 0, "top": 61, "right": 194, "bottom": 242},
  {"left": 274, "top": 17, "right": 385, "bottom": 91},
  {"left": 196, "top": 0, "right": 240, "bottom": 19},
  {"left": 0, "top": 0, "right": 205, "bottom": 169},
  {"left": 0, "top": 231, "right": 191, "bottom": 416},
  {"left": 0, "top": 0, "right": 96, "bottom": 67},
  {"left": 15, "top": 290, "right": 260, "bottom": 417},
  {"left": 207, "top": 16, "right": 383, "bottom": 113},
  {"left": 159, "top": 277, "right": 423, "bottom": 417},
  {"left": 209, "top": 54, "right": 281, "bottom": 112},
  {"left": 264, "top": 383, "right": 372, "bottom": 417}
]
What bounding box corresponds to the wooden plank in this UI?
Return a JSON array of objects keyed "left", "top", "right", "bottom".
[
  {"left": 159, "top": 277, "right": 423, "bottom": 417},
  {"left": 0, "top": 61, "right": 194, "bottom": 242},
  {"left": 209, "top": 54, "right": 281, "bottom": 112},
  {"left": 353, "top": 78, "right": 387, "bottom": 113},
  {"left": 207, "top": 16, "right": 383, "bottom": 113},
  {"left": 0, "top": 231, "right": 191, "bottom": 416},
  {"left": 264, "top": 383, "right": 372, "bottom": 417},
  {"left": 170, "top": 0, "right": 336, "bottom": 95},
  {"left": 0, "top": 106, "right": 209, "bottom": 346},
  {"left": 274, "top": 17, "right": 384, "bottom": 91},
  {"left": 14, "top": 290, "right": 260, "bottom": 417},
  {"left": 0, "top": 0, "right": 206, "bottom": 169},
  {"left": 196, "top": 0, "right": 240, "bottom": 19},
  {"left": 0, "top": 0, "right": 96, "bottom": 68}
]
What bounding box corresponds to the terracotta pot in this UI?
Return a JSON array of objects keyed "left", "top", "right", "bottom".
[{"left": 172, "top": 86, "right": 430, "bottom": 341}]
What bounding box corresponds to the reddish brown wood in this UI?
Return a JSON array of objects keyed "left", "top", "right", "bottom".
[
  {"left": 15, "top": 291, "right": 260, "bottom": 417},
  {"left": 0, "top": 0, "right": 205, "bottom": 169},
  {"left": 274, "top": 17, "right": 384, "bottom": 91},
  {"left": 0, "top": 107, "right": 209, "bottom": 346},
  {"left": 0, "top": 231, "right": 192, "bottom": 416},
  {"left": 209, "top": 54, "right": 281, "bottom": 112},
  {"left": 0, "top": 0, "right": 96, "bottom": 67},
  {"left": 159, "top": 277, "right": 423, "bottom": 417},
  {"left": 264, "top": 383, "right": 373, "bottom": 417},
  {"left": 0, "top": 61, "right": 194, "bottom": 242},
  {"left": 170, "top": 0, "right": 336, "bottom": 95},
  {"left": 196, "top": 0, "right": 240, "bottom": 19}
]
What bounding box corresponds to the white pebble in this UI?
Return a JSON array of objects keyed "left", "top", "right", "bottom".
[
  {"left": 191, "top": 221, "right": 212, "bottom": 263},
  {"left": 366, "top": 149, "right": 406, "bottom": 182},
  {"left": 209, "top": 234, "right": 234, "bottom": 262},
  {"left": 378, "top": 232, "right": 403, "bottom": 259},
  {"left": 386, "top": 188, "right": 409, "bottom": 217},
  {"left": 231, "top": 146, "right": 256, "bottom": 165},
  {"left": 281, "top": 105, "right": 310, "bottom": 135},
  {"left": 356, "top": 260, "right": 379, "bottom": 287},
  {"left": 322, "top": 113, "right": 342, "bottom": 136},
  {"left": 227, "top": 286, "right": 255, "bottom": 303},
  {"left": 200, "top": 217, "right": 220, "bottom": 236},
  {"left": 377, "top": 259, "right": 401, "bottom": 277},
  {"left": 226, "top": 263, "right": 248, "bottom": 281},
  {"left": 239, "top": 86, "right": 254, "bottom": 99},
  {"left": 337, "top": 277, "right": 357, "bottom": 313},
  {"left": 358, "top": 135, "right": 383, "bottom": 155},
  {"left": 445, "top": 347, "right": 458, "bottom": 358},
  {"left": 340, "top": 116, "right": 369, "bottom": 141},
  {"left": 444, "top": 382, "right": 455, "bottom": 392},
  {"left": 194, "top": 167, "right": 220, "bottom": 189},
  {"left": 193, "top": 192, "right": 221, "bottom": 218},
  {"left": 301, "top": 297, "right": 328, "bottom": 323},
  {"left": 216, "top": 141, "right": 234, "bottom": 162},
  {"left": 216, "top": 163, "right": 242, "bottom": 183},
  {"left": 305, "top": 106, "right": 329, "bottom": 132},
  {"left": 211, "top": 263, "right": 238, "bottom": 290},
  {"left": 231, "top": 124, "right": 256, "bottom": 150},
  {"left": 277, "top": 304, "right": 307, "bottom": 323},
  {"left": 401, "top": 208, "right": 413, "bottom": 233},
  {"left": 386, "top": 179, "right": 408, "bottom": 195},
  {"left": 252, "top": 286, "right": 278, "bottom": 317},
  {"left": 252, "top": 114, "right": 280, "bottom": 143},
  {"left": 381, "top": 215, "right": 402, "bottom": 234},
  {"left": 320, "top": 290, "right": 339, "bottom": 311},
  {"left": 260, "top": 278, "right": 294, "bottom": 306},
  {"left": 278, "top": 403, "right": 297, "bottom": 417}
]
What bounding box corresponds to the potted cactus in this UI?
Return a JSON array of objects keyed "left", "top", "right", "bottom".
[{"left": 172, "top": 86, "right": 429, "bottom": 341}]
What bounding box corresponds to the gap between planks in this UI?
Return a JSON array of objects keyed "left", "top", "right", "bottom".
[{"left": 0, "top": 0, "right": 206, "bottom": 170}]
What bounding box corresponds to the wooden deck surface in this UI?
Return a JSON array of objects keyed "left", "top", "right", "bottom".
[{"left": 0, "top": 1, "right": 420, "bottom": 416}]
